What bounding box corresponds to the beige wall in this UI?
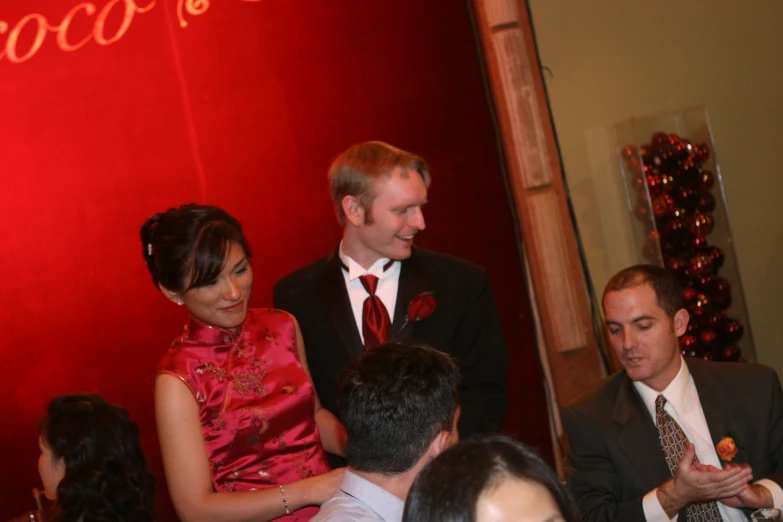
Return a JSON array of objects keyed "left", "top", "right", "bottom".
[{"left": 528, "top": 1, "right": 783, "bottom": 371}]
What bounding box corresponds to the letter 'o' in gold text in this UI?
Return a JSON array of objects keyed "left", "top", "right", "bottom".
[
  {"left": 6, "top": 14, "right": 49, "bottom": 63},
  {"left": 95, "top": 0, "right": 156, "bottom": 46}
]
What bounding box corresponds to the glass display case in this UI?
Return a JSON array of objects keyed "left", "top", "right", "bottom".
[{"left": 614, "top": 106, "right": 755, "bottom": 362}]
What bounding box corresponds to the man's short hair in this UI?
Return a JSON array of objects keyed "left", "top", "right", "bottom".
[
  {"left": 603, "top": 264, "right": 684, "bottom": 317},
  {"left": 328, "top": 141, "right": 431, "bottom": 226},
  {"left": 337, "top": 340, "right": 459, "bottom": 475}
]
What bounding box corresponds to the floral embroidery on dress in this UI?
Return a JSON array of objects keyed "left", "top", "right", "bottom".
[
  {"left": 250, "top": 407, "right": 270, "bottom": 434},
  {"left": 234, "top": 339, "right": 253, "bottom": 358},
  {"left": 274, "top": 432, "right": 288, "bottom": 451},
  {"left": 280, "top": 380, "right": 296, "bottom": 394},
  {"left": 293, "top": 455, "right": 315, "bottom": 479},
  {"left": 230, "top": 358, "right": 268, "bottom": 396},
  {"left": 208, "top": 410, "right": 228, "bottom": 432},
  {"left": 262, "top": 328, "right": 279, "bottom": 343},
  {"left": 211, "top": 460, "right": 224, "bottom": 473},
  {"left": 195, "top": 361, "right": 228, "bottom": 381}
]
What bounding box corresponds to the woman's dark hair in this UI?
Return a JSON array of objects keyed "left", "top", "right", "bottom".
[
  {"left": 140, "top": 203, "right": 251, "bottom": 292},
  {"left": 403, "top": 436, "right": 581, "bottom": 522},
  {"left": 40, "top": 394, "right": 157, "bottom": 522}
]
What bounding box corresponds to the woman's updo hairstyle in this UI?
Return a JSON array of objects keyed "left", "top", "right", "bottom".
[{"left": 140, "top": 204, "right": 251, "bottom": 293}]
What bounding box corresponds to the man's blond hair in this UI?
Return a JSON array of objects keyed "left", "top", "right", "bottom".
[{"left": 328, "top": 141, "right": 431, "bottom": 226}]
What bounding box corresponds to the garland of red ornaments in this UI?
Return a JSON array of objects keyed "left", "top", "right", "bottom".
[{"left": 623, "top": 132, "right": 744, "bottom": 362}]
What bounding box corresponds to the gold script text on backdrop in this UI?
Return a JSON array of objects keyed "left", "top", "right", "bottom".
[{"left": 0, "top": 0, "right": 262, "bottom": 65}]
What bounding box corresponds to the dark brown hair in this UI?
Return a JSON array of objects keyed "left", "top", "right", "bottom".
[
  {"left": 603, "top": 264, "right": 684, "bottom": 317},
  {"left": 140, "top": 204, "right": 251, "bottom": 292},
  {"left": 403, "top": 436, "right": 581, "bottom": 522},
  {"left": 337, "top": 339, "right": 459, "bottom": 475},
  {"left": 40, "top": 394, "right": 157, "bottom": 522}
]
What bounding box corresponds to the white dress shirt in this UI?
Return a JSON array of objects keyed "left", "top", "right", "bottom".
[
  {"left": 311, "top": 469, "right": 405, "bottom": 522},
  {"left": 635, "top": 357, "right": 783, "bottom": 521},
  {"left": 339, "top": 245, "right": 400, "bottom": 345}
]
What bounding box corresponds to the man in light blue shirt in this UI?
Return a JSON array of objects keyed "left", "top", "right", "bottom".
[{"left": 312, "top": 340, "right": 461, "bottom": 522}]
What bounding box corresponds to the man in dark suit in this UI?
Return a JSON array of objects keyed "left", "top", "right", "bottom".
[
  {"left": 562, "top": 264, "right": 783, "bottom": 522},
  {"left": 274, "top": 141, "right": 508, "bottom": 449}
]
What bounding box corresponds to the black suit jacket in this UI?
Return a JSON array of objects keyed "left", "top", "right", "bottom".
[
  {"left": 561, "top": 358, "right": 783, "bottom": 522},
  {"left": 273, "top": 246, "right": 509, "bottom": 439}
]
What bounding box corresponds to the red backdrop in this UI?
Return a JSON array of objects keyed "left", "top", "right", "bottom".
[{"left": 0, "top": 0, "right": 551, "bottom": 517}]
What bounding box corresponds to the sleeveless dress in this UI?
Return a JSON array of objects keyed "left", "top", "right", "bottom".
[{"left": 157, "top": 308, "right": 331, "bottom": 521}]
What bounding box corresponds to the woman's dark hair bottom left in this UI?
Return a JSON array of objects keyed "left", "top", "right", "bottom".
[{"left": 40, "top": 393, "right": 157, "bottom": 522}]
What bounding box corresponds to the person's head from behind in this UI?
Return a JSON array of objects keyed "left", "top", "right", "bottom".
[
  {"left": 403, "top": 436, "right": 580, "bottom": 522},
  {"left": 38, "top": 393, "right": 156, "bottom": 522},
  {"left": 337, "top": 340, "right": 460, "bottom": 480},
  {"left": 140, "top": 203, "right": 253, "bottom": 331},
  {"left": 329, "top": 141, "right": 430, "bottom": 264},
  {"left": 602, "top": 264, "right": 689, "bottom": 392}
]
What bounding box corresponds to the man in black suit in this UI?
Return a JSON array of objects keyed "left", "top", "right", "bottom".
[
  {"left": 274, "top": 141, "right": 508, "bottom": 449},
  {"left": 562, "top": 264, "right": 783, "bottom": 521}
]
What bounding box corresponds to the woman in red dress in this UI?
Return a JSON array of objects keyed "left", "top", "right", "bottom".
[{"left": 140, "top": 204, "right": 345, "bottom": 522}]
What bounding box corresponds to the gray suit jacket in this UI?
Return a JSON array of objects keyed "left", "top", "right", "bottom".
[{"left": 561, "top": 359, "right": 783, "bottom": 522}]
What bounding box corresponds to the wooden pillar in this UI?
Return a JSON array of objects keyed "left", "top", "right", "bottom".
[{"left": 470, "top": 0, "right": 605, "bottom": 407}]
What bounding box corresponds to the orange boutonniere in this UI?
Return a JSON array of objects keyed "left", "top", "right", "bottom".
[
  {"left": 716, "top": 436, "right": 738, "bottom": 462},
  {"left": 397, "top": 291, "right": 436, "bottom": 334}
]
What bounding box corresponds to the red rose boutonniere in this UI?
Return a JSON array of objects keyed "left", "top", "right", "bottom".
[
  {"left": 716, "top": 435, "right": 739, "bottom": 462},
  {"left": 397, "top": 291, "right": 436, "bottom": 334}
]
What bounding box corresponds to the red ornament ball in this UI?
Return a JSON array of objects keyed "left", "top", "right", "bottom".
[
  {"left": 652, "top": 132, "right": 670, "bottom": 146},
  {"left": 642, "top": 231, "right": 663, "bottom": 261},
  {"left": 705, "top": 277, "right": 732, "bottom": 310},
  {"left": 686, "top": 319, "right": 700, "bottom": 334},
  {"left": 640, "top": 145, "right": 653, "bottom": 165},
  {"left": 683, "top": 285, "right": 698, "bottom": 302},
  {"left": 689, "top": 254, "right": 714, "bottom": 279},
  {"left": 678, "top": 157, "right": 702, "bottom": 185},
  {"left": 692, "top": 142, "right": 710, "bottom": 162},
  {"left": 699, "top": 192, "right": 717, "bottom": 212},
  {"left": 679, "top": 334, "right": 700, "bottom": 357},
  {"left": 665, "top": 256, "right": 688, "bottom": 280},
  {"left": 699, "top": 310, "right": 726, "bottom": 330},
  {"left": 719, "top": 344, "right": 741, "bottom": 362},
  {"left": 676, "top": 187, "right": 701, "bottom": 213},
  {"left": 652, "top": 194, "right": 676, "bottom": 219},
  {"left": 699, "top": 170, "right": 715, "bottom": 191},
  {"left": 634, "top": 202, "right": 651, "bottom": 222},
  {"left": 692, "top": 235, "right": 710, "bottom": 250},
  {"left": 664, "top": 218, "right": 694, "bottom": 250},
  {"left": 699, "top": 329, "right": 721, "bottom": 350},
  {"left": 688, "top": 292, "right": 712, "bottom": 317},
  {"left": 690, "top": 212, "right": 714, "bottom": 236},
  {"left": 706, "top": 245, "right": 725, "bottom": 269},
  {"left": 723, "top": 319, "right": 744, "bottom": 343},
  {"left": 626, "top": 156, "right": 643, "bottom": 175}
]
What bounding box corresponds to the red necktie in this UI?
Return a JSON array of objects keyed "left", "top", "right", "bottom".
[{"left": 359, "top": 273, "right": 391, "bottom": 350}]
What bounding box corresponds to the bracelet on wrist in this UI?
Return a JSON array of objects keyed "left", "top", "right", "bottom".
[{"left": 278, "top": 484, "right": 291, "bottom": 516}]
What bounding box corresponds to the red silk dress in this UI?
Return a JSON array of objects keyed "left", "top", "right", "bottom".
[{"left": 157, "top": 308, "right": 331, "bottom": 521}]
